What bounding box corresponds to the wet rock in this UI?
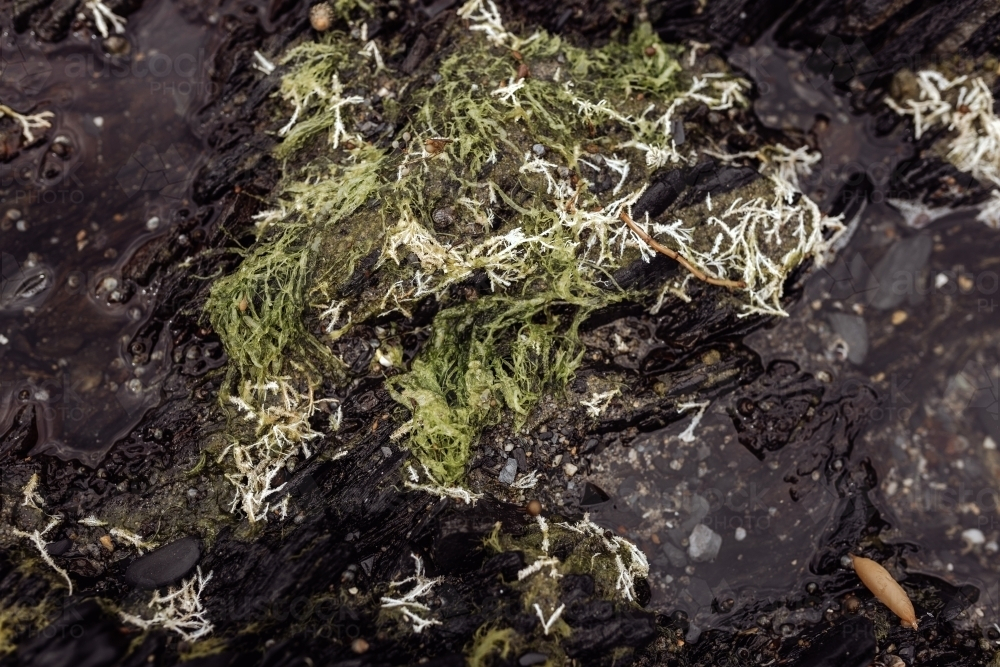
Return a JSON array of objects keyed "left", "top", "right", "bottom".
[
  {"left": 687, "top": 524, "right": 722, "bottom": 562},
  {"left": 868, "top": 234, "right": 933, "bottom": 310},
  {"left": 124, "top": 536, "right": 200, "bottom": 589},
  {"left": 499, "top": 457, "right": 518, "bottom": 485},
  {"left": 483, "top": 551, "right": 525, "bottom": 580},
  {"left": 513, "top": 446, "right": 528, "bottom": 471},
  {"left": 788, "top": 616, "right": 875, "bottom": 667},
  {"left": 662, "top": 542, "right": 687, "bottom": 568},
  {"left": 46, "top": 538, "right": 72, "bottom": 556},
  {"left": 519, "top": 652, "right": 548, "bottom": 666},
  {"left": 9, "top": 600, "right": 129, "bottom": 667},
  {"left": 103, "top": 35, "right": 130, "bottom": 55},
  {"left": 827, "top": 313, "right": 869, "bottom": 365},
  {"left": 579, "top": 482, "right": 610, "bottom": 507},
  {"left": 564, "top": 610, "right": 656, "bottom": 658}
]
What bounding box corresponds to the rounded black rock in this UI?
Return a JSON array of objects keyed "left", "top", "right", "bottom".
[{"left": 124, "top": 536, "right": 201, "bottom": 589}]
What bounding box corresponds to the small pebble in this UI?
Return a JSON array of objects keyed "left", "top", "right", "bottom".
[
  {"left": 351, "top": 638, "right": 369, "bottom": 654},
  {"left": 499, "top": 458, "right": 518, "bottom": 485},
  {"left": 526, "top": 499, "right": 542, "bottom": 516},
  {"left": 891, "top": 310, "right": 907, "bottom": 325},
  {"left": 103, "top": 35, "right": 130, "bottom": 55},
  {"left": 100, "top": 534, "right": 114, "bottom": 551},
  {"left": 532, "top": 143, "right": 545, "bottom": 156},
  {"left": 563, "top": 462, "right": 578, "bottom": 477},
  {"left": 688, "top": 524, "right": 722, "bottom": 562},
  {"left": 962, "top": 528, "right": 985, "bottom": 546},
  {"left": 734, "top": 527, "right": 747, "bottom": 541}
]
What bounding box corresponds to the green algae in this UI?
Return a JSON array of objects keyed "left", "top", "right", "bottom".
[{"left": 205, "top": 3, "right": 807, "bottom": 502}]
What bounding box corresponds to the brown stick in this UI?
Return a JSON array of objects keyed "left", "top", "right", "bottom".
[{"left": 618, "top": 211, "right": 746, "bottom": 289}]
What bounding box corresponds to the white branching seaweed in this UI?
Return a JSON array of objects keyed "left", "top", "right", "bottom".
[
  {"left": 13, "top": 517, "right": 73, "bottom": 595},
  {"left": 458, "top": 0, "right": 540, "bottom": 50},
  {"left": 381, "top": 554, "right": 443, "bottom": 633},
  {"left": 21, "top": 473, "right": 44, "bottom": 510},
  {"left": 404, "top": 464, "right": 483, "bottom": 504},
  {"left": 517, "top": 557, "right": 562, "bottom": 581},
  {"left": 85, "top": 0, "right": 126, "bottom": 38},
  {"left": 555, "top": 513, "right": 649, "bottom": 602},
  {"left": 676, "top": 400, "right": 710, "bottom": 443},
  {"left": 220, "top": 378, "right": 331, "bottom": 522},
  {"left": 534, "top": 603, "right": 566, "bottom": 635},
  {"left": 885, "top": 69, "right": 1000, "bottom": 227},
  {"left": 79, "top": 515, "right": 107, "bottom": 527},
  {"left": 120, "top": 567, "right": 214, "bottom": 641},
  {"left": 109, "top": 528, "right": 159, "bottom": 554},
  {"left": 511, "top": 470, "right": 540, "bottom": 489},
  {"left": 0, "top": 104, "right": 54, "bottom": 145},
  {"left": 381, "top": 208, "right": 552, "bottom": 294},
  {"left": 581, "top": 389, "right": 620, "bottom": 417},
  {"left": 977, "top": 190, "right": 1000, "bottom": 229}
]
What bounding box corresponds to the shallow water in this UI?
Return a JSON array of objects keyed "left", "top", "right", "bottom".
[
  {"left": 1, "top": 0, "right": 215, "bottom": 465},
  {"left": 580, "top": 39, "right": 1000, "bottom": 643}
]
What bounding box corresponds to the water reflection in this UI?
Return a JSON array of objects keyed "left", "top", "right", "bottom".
[{"left": 0, "top": 0, "right": 212, "bottom": 465}]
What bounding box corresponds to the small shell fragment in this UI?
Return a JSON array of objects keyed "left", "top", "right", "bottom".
[{"left": 849, "top": 554, "right": 918, "bottom": 629}]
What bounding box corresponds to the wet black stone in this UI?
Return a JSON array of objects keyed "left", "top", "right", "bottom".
[
  {"left": 827, "top": 312, "right": 869, "bottom": 365},
  {"left": 46, "top": 538, "right": 72, "bottom": 556},
  {"left": 788, "top": 616, "right": 875, "bottom": 667},
  {"left": 124, "top": 536, "right": 201, "bottom": 589},
  {"left": 513, "top": 446, "right": 528, "bottom": 471},
  {"left": 579, "top": 482, "right": 611, "bottom": 506},
  {"left": 8, "top": 600, "right": 129, "bottom": 667},
  {"left": 868, "top": 234, "right": 933, "bottom": 311},
  {"left": 518, "top": 652, "right": 548, "bottom": 666}
]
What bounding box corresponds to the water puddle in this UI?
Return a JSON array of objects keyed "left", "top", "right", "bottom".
[
  {"left": 578, "top": 34, "right": 1000, "bottom": 642},
  {"left": 0, "top": 0, "right": 216, "bottom": 465}
]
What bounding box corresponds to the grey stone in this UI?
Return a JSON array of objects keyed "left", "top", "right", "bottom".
[
  {"left": 827, "top": 312, "right": 869, "bottom": 365},
  {"left": 125, "top": 536, "right": 201, "bottom": 589},
  {"left": 499, "top": 457, "right": 518, "bottom": 485},
  {"left": 687, "top": 524, "right": 722, "bottom": 562},
  {"left": 661, "top": 542, "right": 687, "bottom": 568},
  {"left": 519, "top": 652, "right": 548, "bottom": 666},
  {"left": 682, "top": 494, "right": 710, "bottom": 531},
  {"left": 868, "top": 234, "right": 933, "bottom": 310}
]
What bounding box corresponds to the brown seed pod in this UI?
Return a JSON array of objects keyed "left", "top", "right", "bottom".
[
  {"left": 526, "top": 499, "right": 542, "bottom": 516},
  {"left": 309, "top": 3, "right": 334, "bottom": 32},
  {"left": 849, "top": 554, "right": 918, "bottom": 629}
]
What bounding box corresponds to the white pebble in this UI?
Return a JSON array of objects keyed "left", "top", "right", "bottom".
[
  {"left": 93, "top": 116, "right": 104, "bottom": 128},
  {"left": 688, "top": 524, "right": 722, "bottom": 562},
  {"left": 985, "top": 436, "right": 997, "bottom": 450},
  {"left": 962, "top": 528, "right": 985, "bottom": 546},
  {"left": 734, "top": 527, "right": 747, "bottom": 541},
  {"left": 563, "top": 462, "right": 578, "bottom": 477}
]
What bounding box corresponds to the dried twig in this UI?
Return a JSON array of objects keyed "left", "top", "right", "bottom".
[{"left": 618, "top": 210, "right": 745, "bottom": 288}]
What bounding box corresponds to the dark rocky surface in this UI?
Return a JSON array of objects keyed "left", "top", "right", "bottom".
[{"left": 3, "top": 0, "right": 1000, "bottom": 666}]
